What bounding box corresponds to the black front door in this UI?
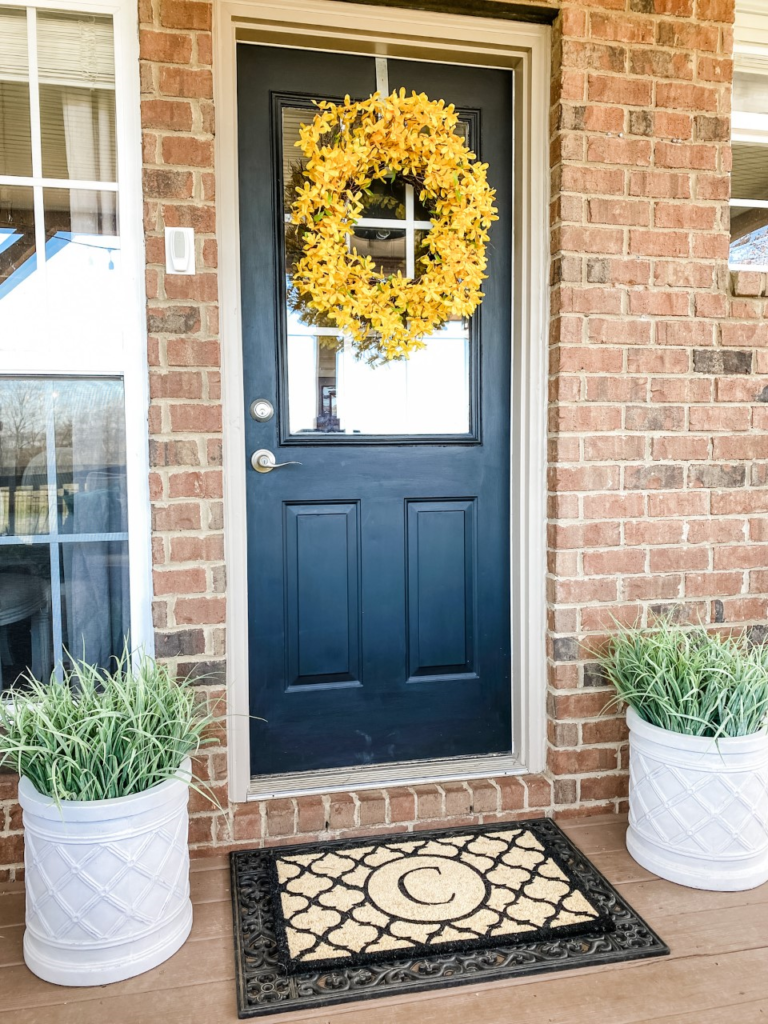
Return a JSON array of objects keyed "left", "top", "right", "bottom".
[{"left": 237, "top": 44, "right": 513, "bottom": 776}]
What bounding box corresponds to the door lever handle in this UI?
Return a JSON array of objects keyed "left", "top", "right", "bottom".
[{"left": 251, "top": 449, "right": 302, "bottom": 473}]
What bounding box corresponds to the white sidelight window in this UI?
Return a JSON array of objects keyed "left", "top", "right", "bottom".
[{"left": 0, "top": 0, "right": 149, "bottom": 687}]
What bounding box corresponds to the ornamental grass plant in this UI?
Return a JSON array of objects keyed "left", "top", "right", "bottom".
[
  {"left": 599, "top": 620, "right": 768, "bottom": 739},
  {"left": 0, "top": 651, "right": 215, "bottom": 803}
]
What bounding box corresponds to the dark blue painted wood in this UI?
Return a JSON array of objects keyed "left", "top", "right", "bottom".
[
  {"left": 238, "top": 44, "right": 513, "bottom": 775},
  {"left": 285, "top": 503, "right": 360, "bottom": 687},
  {"left": 407, "top": 501, "right": 475, "bottom": 678}
]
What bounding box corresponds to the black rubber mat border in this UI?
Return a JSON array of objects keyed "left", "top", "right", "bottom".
[{"left": 230, "top": 817, "right": 669, "bottom": 1018}]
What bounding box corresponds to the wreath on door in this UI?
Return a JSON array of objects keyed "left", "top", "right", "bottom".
[{"left": 290, "top": 90, "right": 498, "bottom": 362}]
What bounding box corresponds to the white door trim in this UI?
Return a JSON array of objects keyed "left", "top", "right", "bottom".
[{"left": 214, "top": 0, "right": 550, "bottom": 803}]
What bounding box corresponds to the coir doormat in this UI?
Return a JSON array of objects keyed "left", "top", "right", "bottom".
[{"left": 230, "top": 818, "right": 668, "bottom": 1017}]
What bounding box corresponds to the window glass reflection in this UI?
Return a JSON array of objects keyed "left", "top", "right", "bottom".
[
  {"left": 0, "top": 378, "right": 129, "bottom": 688},
  {"left": 286, "top": 321, "right": 470, "bottom": 436},
  {"left": 0, "top": 378, "right": 49, "bottom": 536},
  {"left": 55, "top": 378, "right": 128, "bottom": 534},
  {"left": 45, "top": 186, "right": 118, "bottom": 236},
  {"left": 732, "top": 142, "right": 768, "bottom": 202},
  {"left": 733, "top": 70, "right": 768, "bottom": 116},
  {"left": 731, "top": 143, "right": 768, "bottom": 269},
  {"left": 0, "top": 82, "right": 33, "bottom": 177},
  {"left": 44, "top": 188, "right": 121, "bottom": 352},
  {"left": 39, "top": 84, "right": 116, "bottom": 183},
  {"left": 351, "top": 228, "right": 407, "bottom": 277},
  {"left": 37, "top": 11, "right": 116, "bottom": 183},
  {"left": 731, "top": 205, "right": 768, "bottom": 267},
  {"left": 0, "top": 185, "right": 41, "bottom": 353},
  {"left": 0, "top": 185, "right": 35, "bottom": 292},
  {"left": 0, "top": 545, "right": 53, "bottom": 690},
  {"left": 0, "top": 6, "right": 29, "bottom": 77},
  {"left": 0, "top": 188, "right": 121, "bottom": 357},
  {"left": 60, "top": 540, "right": 129, "bottom": 669},
  {"left": 0, "top": 7, "right": 32, "bottom": 177}
]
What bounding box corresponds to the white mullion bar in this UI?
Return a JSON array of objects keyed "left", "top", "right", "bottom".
[
  {"left": 26, "top": 9, "right": 42, "bottom": 180},
  {"left": 31, "top": 76, "right": 116, "bottom": 91},
  {"left": 731, "top": 198, "right": 768, "bottom": 208},
  {"left": 375, "top": 57, "right": 389, "bottom": 96},
  {"left": 284, "top": 213, "right": 432, "bottom": 230},
  {"left": 405, "top": 184, "right": 415, "bottom": 278},
  {"left": 354, "top": 215, "right": 432, "bottom": 230},
  {"left": 26, "top": 7, "right": 47, "bottom": 268},
  {"left": 0, "top": 176, "right": 119, "bottom": 191},
  {"left": 44, "top": 382, "right": 64, "bottom": 680},
  {"left": 289, "top": 327, "right": 341, "bottom": 337},
  {"left": 0, "top": 532, "right": 129, "bottom": 545}
]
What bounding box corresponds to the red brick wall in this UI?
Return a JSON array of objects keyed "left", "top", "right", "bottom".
[
  {"left": 137, "top": 0, "right": 234, "bottom": 860},
  {"left": 4, "top": 0, "right": 767, "bottom": 878},
  {"left": 547, "top": 0, "right": 746, "bottom": 816},
  {"left": 139, "top": 0, "right": 224, "bottom": 690}
]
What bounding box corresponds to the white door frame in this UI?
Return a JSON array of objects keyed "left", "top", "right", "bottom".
[{"left": 214, "top": 0, "right": 550, "bottom": 802}]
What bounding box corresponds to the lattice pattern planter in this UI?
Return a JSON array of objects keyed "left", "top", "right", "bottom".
[
  {"left": 19, "top": 760, "right": 193, "bottom": 986},
  {"left": 626, "top": 709, "right": 768, "bottom": 892}
]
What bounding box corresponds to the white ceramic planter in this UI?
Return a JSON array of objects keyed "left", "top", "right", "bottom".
[
  {"left": 626, "top": 708, "right": 768, "bottom": 891},
  {"left": 19, "top": 759, "right": 193, "bottom": 986}
]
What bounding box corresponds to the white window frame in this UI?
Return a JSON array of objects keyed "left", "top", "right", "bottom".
[
  {"left": 0, "top": 0, "right": 153, "bottom": 661},
  {"left": 214, "top": 0, "right": 550, "bottom": 802}
]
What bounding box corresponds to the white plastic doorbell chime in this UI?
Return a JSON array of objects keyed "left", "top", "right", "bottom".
[{"left": 164, "top": 227, "right": 195, "bottom": 275}]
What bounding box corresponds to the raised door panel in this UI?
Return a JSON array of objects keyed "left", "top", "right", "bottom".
[
  {"left": 284, "top": 502, "right": 361, "bottom": 688},
  {"left": 406, "top": 499, "right": 476, "bottom": 680}
]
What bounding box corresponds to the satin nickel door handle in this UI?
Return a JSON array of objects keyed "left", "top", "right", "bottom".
[{"left": 251, "top": 449, "right": 302, "bottom": 473}]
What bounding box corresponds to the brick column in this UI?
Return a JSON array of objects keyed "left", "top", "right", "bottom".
[
  {"left": 140, "top": 0, "right": 229, "bottom": 844},
  {"left": 140, "top": 0, "right": 224, "bottom": 680},
  {"left": 547, "top": 0, "right": 747, "bottom": 813}
]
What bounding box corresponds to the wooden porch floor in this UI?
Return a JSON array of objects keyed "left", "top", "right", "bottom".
[{"left": 1, "top": 815, "right": 768, "bottom": 1023}]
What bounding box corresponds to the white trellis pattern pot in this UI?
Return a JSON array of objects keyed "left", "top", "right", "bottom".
[
  {"left": 626, "top": 708, "right": 768, "bottom": 891},
  {"left": 19, "top": 759, "right": 193, "bottom": 986}
]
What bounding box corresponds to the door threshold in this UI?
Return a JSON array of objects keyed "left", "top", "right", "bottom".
[{"left": 247, "top": 751, "right": 526, "bottom": 800}]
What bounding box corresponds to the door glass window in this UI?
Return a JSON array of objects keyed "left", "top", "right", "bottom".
[{"left": 281, "top": 102, "right": 473, "bottom": 437}]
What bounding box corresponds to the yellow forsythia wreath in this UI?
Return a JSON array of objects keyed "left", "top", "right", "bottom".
[{"left": 290, "top": 90, "right": 498, "bottom": 361}]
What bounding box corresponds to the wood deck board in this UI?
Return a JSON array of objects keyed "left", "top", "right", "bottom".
[
  {"left": 1, "top": 815, "right": 767, "bottom": 1022},
  {"left": 558, "top": 817, "right": 630, "bottom": 854},
  {"left": 633, "top": 1002, "right": 768, "bottom": 1024}
]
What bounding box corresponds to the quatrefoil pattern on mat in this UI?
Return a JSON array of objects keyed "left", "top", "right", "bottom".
[{"left": 270, "top": 825, "right": 610, "bottom": 970}]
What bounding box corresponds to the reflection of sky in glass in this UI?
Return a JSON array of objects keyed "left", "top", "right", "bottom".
[
  {"left": 0, "top": 233, "right": 122, "bottom": 363},
  {"left": 0, "top": 232, "right": 119, "bottom": 298},
  {"left": 730, "top": 223, "right": 768, "bottom": 268},
  {"left": 0, "top": 230, "right": 22, "bottom": 257}
]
